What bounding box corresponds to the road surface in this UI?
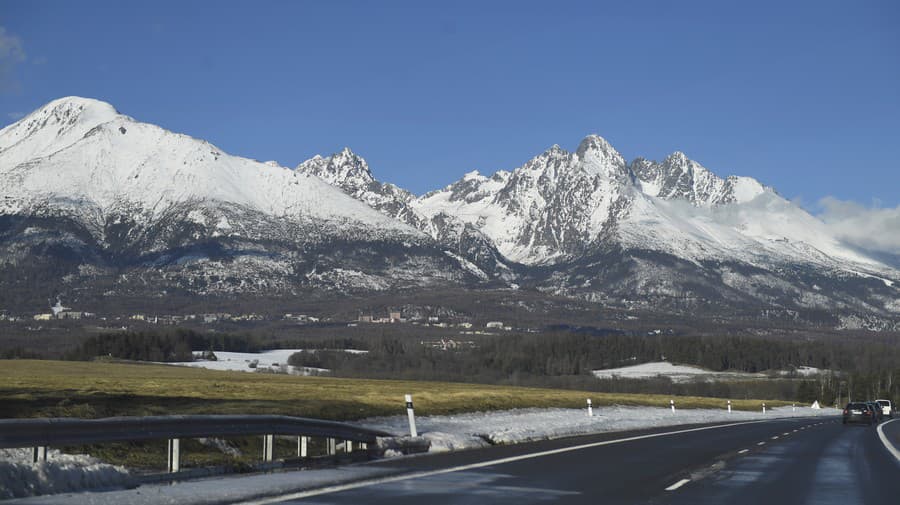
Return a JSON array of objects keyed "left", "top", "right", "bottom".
[{"left": 252, "top": 417, "right": 900, "bottom": 505}]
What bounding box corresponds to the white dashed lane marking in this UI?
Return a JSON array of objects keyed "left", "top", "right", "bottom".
[{"left": 665, "top": 479, "right": 691, "bottom": 491}]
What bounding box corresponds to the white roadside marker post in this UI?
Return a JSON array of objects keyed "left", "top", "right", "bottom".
[
  {"left": 263, "top": 434, "right": 274, "bottom": 462},
  {"left": 298, "top": 436, "right": 308, "bottom": 458},
  {"left": 792, "top": 403, "right": 796, "bottom": 412},
  {"left": 32, "top": 446, "right": 47, "bottom": 463},
  {"left": 405, "top": 394, "right": 418, "bottom": 437},
  {"left": 670, "top": 399, "right": 675, "bottom": 413},
  {"left": 587, "top": 399, "right": 593, "bottom": 417},
  {"left": 762, "top": 402, "right": 766, "bottom": 414},
  {"left": 167, "top": 438, "right": 180, "bottom": 473},
  {"left": 728, "top": 400, "right": 732, "bottom": 413}
]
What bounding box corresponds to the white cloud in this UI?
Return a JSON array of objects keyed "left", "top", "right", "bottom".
[
  {"left": 0, "top": 26, "right": 26, "bottom": 92},
  {"left": 817, "top": 197, "right": 900, "bottom": 255}
]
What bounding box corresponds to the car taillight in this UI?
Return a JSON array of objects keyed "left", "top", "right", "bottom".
[{"left": 843, "top": 409, "right": 848, "bottom": 414}]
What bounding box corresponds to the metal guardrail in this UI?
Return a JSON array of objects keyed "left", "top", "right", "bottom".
[{"left": 0, "top": 415, "right": 394, "bottom": 448}]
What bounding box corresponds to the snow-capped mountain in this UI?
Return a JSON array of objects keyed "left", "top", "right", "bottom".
[
  {"left": 0, "top": 96, "right": 897, "bottom": 323},
  {"left": 0, "top": 97, "right": 415, "bottom": 233},
  {"left": 300, "top": 135, "right": 899, "bottom": 318},
  {"left": 0, "top": 97, "right": 487, "bottom": 302},
  {"left": 295, "top": 149, "right": 512, "bottom": 278}
]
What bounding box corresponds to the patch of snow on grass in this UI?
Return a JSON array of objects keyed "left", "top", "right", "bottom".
[
  {"left": 592, "top": 361, "right": 763, "bottom": 382},
  {"left": 167, "top": 349, "right": 324, "bottom": 375}
]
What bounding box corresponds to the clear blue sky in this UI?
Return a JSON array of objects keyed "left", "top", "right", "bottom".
[{"left": 1, "top": 0, "right": 898, "bottom": 206}]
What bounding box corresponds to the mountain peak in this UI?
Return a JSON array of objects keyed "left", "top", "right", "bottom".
[
  {"left": 574, "top": 134, "right": 626, "bottom": 177},
  {"left": 296, "top": 147, "right": 374, "bottom": 190},
  {"left": 0, "top": 96, "right": 121, "bottom": 165},
  {"left": 665, "top": 151, "right": 689, "bottom": 163},
  {"left": 42, "top": 95, "right": 118, "bottom": 114},
  {"left": 576, "top": 134, "right": 615, "bottom": 155}
]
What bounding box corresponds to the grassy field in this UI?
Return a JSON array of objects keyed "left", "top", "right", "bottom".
[
  {"left": 0, "top": 359, "right": 791, "bottom": 420},
  {"left": 0, "top": 359, "right": 798, "bottom": 469}
]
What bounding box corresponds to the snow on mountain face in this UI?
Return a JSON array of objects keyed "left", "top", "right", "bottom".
[
  {"left": 295, "top": 149, "right": 512, "bottom": 277},
  {"left": 0, "top": 97, "right": 419, "bottom": 237},
  {"left": 411, "top": 135, "right": 891, "bottom": 275},
  {"left": 295, "top": 148, "right": 420, "bottom": 225},
  {"left": 1, "top": 97, "right": 896, "bottom": 318},
  {"left": 414, "top": 136, "right": 633, "bottom": 265},
  {"left": 0, "top": 97, "right": 118, "bottom": 168},
  {"left": 0, "top": 97, "right": 499, "bottom": 299},
  {"left": 631, "top": 153, "right": 765, "bottom": 206}
]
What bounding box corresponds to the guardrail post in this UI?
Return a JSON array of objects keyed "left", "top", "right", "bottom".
[
  {"left": 167, "top": 439, "right": 180, "bottom": 473},
  {"left": 263, "top": 434, "right": 274, "bottom": 462},
  {"left": 728, "top": 400, "right": 732, "bottom": 413},
  {"left": 405, "top": 394, "right": 418, "bottom": 437},
  {"left": 32, "top": 446, "right": 47, "bottom": 463},
  {"left": 298, "top": 436, "right": 308, "bottom": 458},
  {"left": 327, "top": 438, "right": 336, "bottom": 456},
  {"left": 587, "top": 399, "right": 593, "bottom": 417},
  {"left": 344, "top": 440, "right": 352, "bottom": 453}
]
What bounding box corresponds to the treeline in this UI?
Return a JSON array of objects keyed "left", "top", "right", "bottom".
[
  {"left": 64, "top": 329, "right": 266, "bottom": 362},
  {"left": 59, "top": 327, "right": 900, "bottom": 404},
  {"left": 288, "top": 333, "right": 900, "bottom": 404},
  {"left": 291, "top": 333, "right": 900, "bottom": 378}
]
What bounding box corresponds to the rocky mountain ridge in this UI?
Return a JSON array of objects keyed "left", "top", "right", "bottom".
[{"left": 1, "top": 97, "right": 898, "bottom": 324}]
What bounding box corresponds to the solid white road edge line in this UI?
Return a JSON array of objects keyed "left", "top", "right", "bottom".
[
  {"left": 665, "top": 478, "right": 691, "bottom": 491},
  {"left": 876, "top": 418, "right": 900, "bottom": 463},
  {"left": 239, "top": 419, "right": 786, "bottom": 505}
]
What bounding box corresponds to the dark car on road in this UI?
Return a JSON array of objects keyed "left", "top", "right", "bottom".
[
  {"left": 866, "top": 402, "right": 883, "bottom": 422},
  {"left": 843, "top": 402, "right": 875, "bottom": 425}
]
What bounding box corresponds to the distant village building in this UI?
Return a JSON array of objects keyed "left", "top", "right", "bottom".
[
  {"left": 33, "top": 313, "right": 53, "bottom": 321},
  {"left": 50, "top": 300, "right": 69, "bottom": 317},
  {"left": 485, "top": 321, "right": 504, "bottom": 329},
  {"left": 389, "top": 311, "right": 402, "bottom": 323},
  {"left": 358, "top": 314, "right": 373, "bottom": 323}
]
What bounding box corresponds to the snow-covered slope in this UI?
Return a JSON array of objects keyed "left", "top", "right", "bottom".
[
  {"left": 0, "top": 97, "right": 418, "bottom": 236},
  {"left": 298, "top": 133, "right": 897, "bottom": 316},
  {"left": 0, "top": 97, "right": 484, "bottom": 298},
  {"left": 413, "top": 135, "right": 895, "bottom": 277},
  {"left": 295, "top": 148, "right": 512, "bottom": 278},
  {"left": 1, "top": 97, "right": 897, "bottom": 320},
  {"left": 413, "top": 137, "right": 632, "bottom": 265}
]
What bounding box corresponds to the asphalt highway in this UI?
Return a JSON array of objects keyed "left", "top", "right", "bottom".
[{"left": 253, "top": 416, "right": 900, "bottom": 505}]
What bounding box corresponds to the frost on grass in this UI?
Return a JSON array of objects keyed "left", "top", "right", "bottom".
[{"left": 0, "top": 448, "right": 135, "bottom": 499}]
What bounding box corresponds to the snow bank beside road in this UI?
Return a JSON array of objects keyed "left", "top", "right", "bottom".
[
  {"left": 362, "top": 405, "right": 838, "bottom": 453},
  {"left": 0, "top": 448, "right": 134, "bottom": 499}
]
